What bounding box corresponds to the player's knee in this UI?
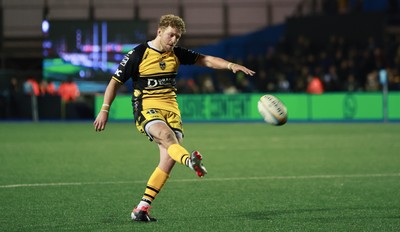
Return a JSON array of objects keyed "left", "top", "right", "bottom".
[{"left": 155, "top": 129, "right": 177, "bottom": 147}]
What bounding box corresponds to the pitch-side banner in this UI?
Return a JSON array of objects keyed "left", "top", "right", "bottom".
[{"left": 95, "top": 93, "right": 400, "bottom": 122}]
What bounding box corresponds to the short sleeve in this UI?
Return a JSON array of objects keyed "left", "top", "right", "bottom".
[
  {"left": 112, "top": 44, "right": 145, "bottom": 84},
  {"left": 173, "top": 46, "right": 200, "bottom": 65}
]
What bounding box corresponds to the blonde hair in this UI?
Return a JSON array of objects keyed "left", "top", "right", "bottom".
[{"left": 158, "top": 14, "right": 186, "bottom": 34}]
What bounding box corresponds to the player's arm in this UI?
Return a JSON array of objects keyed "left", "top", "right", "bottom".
[
  {"left": 195, "top": 54, "right": 255, "bottom": 76},
  {"left": 93, "top": 79, "right": 121, "bottom": 132},
  {"left": 94, "top": 46, "right": 140, "bottom": 132}
]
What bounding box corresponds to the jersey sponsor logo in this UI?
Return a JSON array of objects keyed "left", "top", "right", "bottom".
[
  {"left": 114, "top": 69, "right": 122, "bottom": 77},
  {"left": 120, "top": 54, "right": 130, "bottom": 67},
  {"left": 147, "top": 78, "right": 175, "bottom": 88},
  {"left": 120, "top": 57, "right": 129, "bottom": 66}
]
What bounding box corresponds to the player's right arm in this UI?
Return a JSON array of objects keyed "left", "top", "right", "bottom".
[
  {"left": 93, "top": 45, "right": 142, "bottom": 132},
  {"left": 93, "top": 79, "right": 121, "bottom": 132}
]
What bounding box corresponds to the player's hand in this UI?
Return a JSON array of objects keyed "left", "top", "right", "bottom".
[
  {"left": 231, "top": 64, "right": 255, "bottom": 76},
  {"left": 93, "top": 111, "right": 109, "bottom": 132}
]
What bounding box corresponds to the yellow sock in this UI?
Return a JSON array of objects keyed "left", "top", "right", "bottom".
[
  {"left": 167, "top": 144, "right": 190, "bottom": 166},
  {"left": 141, "top": 167, "right": 169, "bottom": 204}
]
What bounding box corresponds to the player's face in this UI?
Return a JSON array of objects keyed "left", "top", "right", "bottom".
[{"left": 158, "top": 26, "right": 181, "bottom": 52}]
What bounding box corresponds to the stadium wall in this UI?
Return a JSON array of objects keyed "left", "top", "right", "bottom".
[{"left": 94, "top": 92, "right": 400, "bottom": 122}]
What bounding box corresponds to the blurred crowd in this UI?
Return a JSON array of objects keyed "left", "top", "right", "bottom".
[
  {"left": 177, "top": 34, "right": 400, "bottom": 94},
  {"left": 8, "top": 76, "right": 80, "bottom": 102},
  {"left": 3, "top": 33, "right": 400, "bottom": 100},
  {"left": 1, "top": 76, "right": 81, "bottom": 118}
]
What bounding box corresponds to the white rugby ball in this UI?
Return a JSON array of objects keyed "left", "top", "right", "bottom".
[{"left": 257, "top": 95, "right": 288, "bottom": 126}]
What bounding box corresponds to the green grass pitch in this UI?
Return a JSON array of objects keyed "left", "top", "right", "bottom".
[{"left": 1, "top": 122, "right": 399, "bottom": 231}]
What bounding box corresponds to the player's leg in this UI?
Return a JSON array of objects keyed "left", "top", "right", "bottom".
[
  {"left": 175, "top": 132, "right": 208, "bottom": 178},
  {"left": 135, "top": 109, "right": 207, "bottom": 176},
  {"left": 157, "top": 143, "right": 176, "bottom": 174},
  {"left": 136, "top": 144, "right": 174, "bottom": 206},
  {"left": 148, "top": 121, "right": 207, "bottom": 177},
  {"left": 132, "top": 129, "right": 194, "bottom": 222},
  {"left": 131, "top": 144, "right": 173, "bottom": 222},
  {"left": 148, "top": 121, "right": 190, "bottom": 166},
  {"left": 131, "top": 116, "right": 192, "bottom": 222},
  {"left": 133, "top": 126, "right": 206, "bottom": 210},
  {"left": 131, "top": 110, "right": 207, "bottom": 222}
]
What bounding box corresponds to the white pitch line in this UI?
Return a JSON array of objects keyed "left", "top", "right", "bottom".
[
  {"left": 0, "top": 173, "right": 399, "bottom": 189},
  {"left": 0, "top": 180, "right": 147, "bottom": 189}
]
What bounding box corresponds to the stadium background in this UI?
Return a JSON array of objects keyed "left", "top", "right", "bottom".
[
  {"left": 0, "top": 0, "right": 399, "bottom": 122},
  {"left": 1, "top": 1, "right": 400, "bottom": 231}
]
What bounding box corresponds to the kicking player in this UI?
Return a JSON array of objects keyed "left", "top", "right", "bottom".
[{"left": 93, "top": 14, "right": 255, "bottom": 222}]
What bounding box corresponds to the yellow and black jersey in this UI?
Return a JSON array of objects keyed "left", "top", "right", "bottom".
[{"left": 112, "top": 42, "right": 200, "bottom": 120}]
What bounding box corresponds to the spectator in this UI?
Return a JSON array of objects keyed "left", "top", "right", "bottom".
[
  {"left": 276, "top": 74, "right": 291, "bottom": 92},
  {"left": 221, "top": 82, "right": 239, "bottom": 94},
  {"left": 199, "top": 74, "right": 215, "bottom": 93},
  {"left": 218, "top": 76, "right": 238, "bottom": 94},
  {"left": 388, "top": 67, "right": 400, "bottom": 90},
  {"left": 322, "top": 65, "right": 340, "bottom": 91},
  {"left": 40, "top": 80, "right": 57, "bottom": 96},
  {"left": 9, "top": 77, "right": 22, "bottom": 95},
  {"left": 307, "top": 76, "right": 324, "bottom": 94},
  {"left": 365, "top": 70, "right": 380, "bottom": 91},
  {"left": 7, "top": 77, "right": 23, "bottom": 118},
  {"left": 176, "top": 78, "right": 200, "bottom": 94},
  {"left": 23, "top": 77, "right": 40, "bottom": 96},
  {"left": 293, "top": 66, "right": 310, "bottom": 92},
  {"left": 58, "top": 77, "right": 80, "bottom": 102},
  {"left": 343, "top": 74, "right": 362, "bottom": 92},
  {"left": 253, "top": 69, "right": 268, "bottom": 93}
]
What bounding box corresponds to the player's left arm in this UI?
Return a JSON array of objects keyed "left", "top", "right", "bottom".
[{"left": 195, "top": 54, "right": 255, "bottom": 76}]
